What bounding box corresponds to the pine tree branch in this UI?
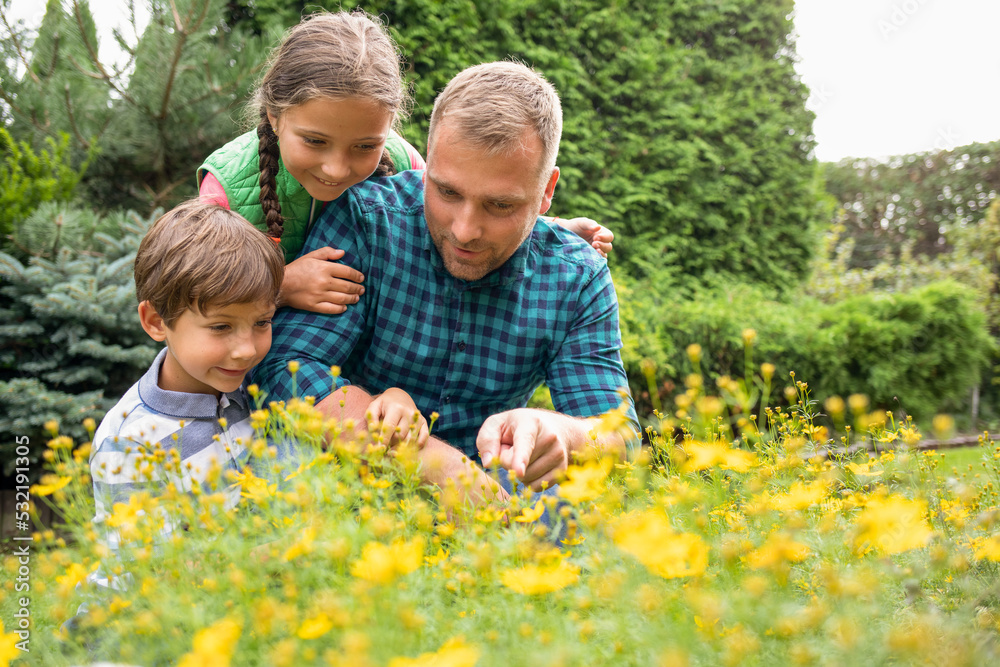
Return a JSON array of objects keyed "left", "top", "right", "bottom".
[
  {"left": 0, "top": 9, "right": 40, "bottom": 84},
  {"left": 62, "top": 84, "right": 91, "bottom": 150},
  {"left": 157, "top": 0, "right": 212, "bottom": 121},
  {"left": 70, "top": 0, "right": 139, "bottom": 108}
]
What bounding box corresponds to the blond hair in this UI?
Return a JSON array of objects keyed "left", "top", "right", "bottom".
[
  {"left": 134, "top": 200, "right": 284, "bottom": 327},
  {"left": 428, "top": 61, "right": 562, "bottom": 177},
  {"left": 252, "top": 11, "right": 410, "bottom": 238}
]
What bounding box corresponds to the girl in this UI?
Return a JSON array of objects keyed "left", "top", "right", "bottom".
[{"left": 199, "top": 10, "right": 611, "bottom": 315}]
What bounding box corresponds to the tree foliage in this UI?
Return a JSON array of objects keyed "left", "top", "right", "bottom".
[
  {"left": 0, "top": 208, "right": 158, "bottom": 475},
  {"left": 822, "top": 140, "right": 1000, "bottom": 268},
  {"left": 341, "top": 0, "right": 819, "bottom": 291},
  {"left": 0, "top": 0, "right": 268, "bottom": 212}
]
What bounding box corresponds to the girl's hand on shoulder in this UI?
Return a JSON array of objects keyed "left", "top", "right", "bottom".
[
  {"left": 279, "top": 247, "right": 365, "bottom": 314},
  {"left": 552, "top": 216, "right": 614, "bottom": 257},
  {"left": 366, "top": 387, "right": 429, "bottom": 448}
]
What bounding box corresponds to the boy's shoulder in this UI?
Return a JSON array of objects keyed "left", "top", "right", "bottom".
[{"left": 91, "top": 374, "right": 185, "bottom": 456}]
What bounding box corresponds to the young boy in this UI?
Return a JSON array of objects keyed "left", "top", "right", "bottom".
[
  {"left": 87, "top": 200, "right": 426, "bottom": 592},
  {"left": 87, "top": 200, "right": 285, "bottom": 590}
]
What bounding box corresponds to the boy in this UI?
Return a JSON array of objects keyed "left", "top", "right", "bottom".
[{"left": 88, "top": 200, "right": 285, "bottom": 589}]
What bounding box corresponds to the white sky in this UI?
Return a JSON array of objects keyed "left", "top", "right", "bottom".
[
  {"left": 793, "top": 0, "right": 1000, "bottom": 162},
  {"left": 6, "top": 0, "right": 1000, "bottom": 163}
]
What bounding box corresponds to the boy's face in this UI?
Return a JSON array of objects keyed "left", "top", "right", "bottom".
[{"left": 139, "top": 300, "right": 275, "bottom": 396}]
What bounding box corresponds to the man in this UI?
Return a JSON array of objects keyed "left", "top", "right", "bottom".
[{"left": 254, "top": 61, "right": 639, "bottom": 503}]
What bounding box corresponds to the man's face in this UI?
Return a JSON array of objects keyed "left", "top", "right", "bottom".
[{"left": 423, "top": 122, "right": 559, "bottom": 281}]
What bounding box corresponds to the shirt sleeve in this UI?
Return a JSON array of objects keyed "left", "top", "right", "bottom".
[
  {"left": 251, "top": 193, "right": 373, "bottom": 404},
  {"left": 198, "top": 172, "right": 230, "bottom": 208},
  {"left": 545, "top": 265, "right": 641, "bottom": 455}
]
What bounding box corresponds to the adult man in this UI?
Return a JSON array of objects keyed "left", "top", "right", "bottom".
[{"left": 254, "top": 62, "right": 638, "bottom": 502}]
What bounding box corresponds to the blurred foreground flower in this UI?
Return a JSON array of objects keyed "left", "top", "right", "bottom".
[
  {"left": 852, "top": 495, "right": 933, "bottom": 556},
  {"left": 388, "top": 637, "right": 481, "bottom": 667},
  {"left": 31, "top": 475, "right": 72, "bottom": 497},
  {"left": 501, "top": 559, "right": 580, "bottom": 594},
  {"left": 681, "top": 441, "right": 756, "bottom": 473},
  {"left": 351, "top": 536, "right": 425, "bottom": 585},
  {"left": 612, "top": 509, "right": 708, "bottom": 579},
  {"left": 558, "top": 457, "right": 613, "bottom": 504},
  {"left": 176, "top": 617, "right": 241, "bottom": 667}
]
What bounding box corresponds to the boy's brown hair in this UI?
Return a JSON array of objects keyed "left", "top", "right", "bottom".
[{"left": 134, "top": 200, "right": 284, "bottom": 327}]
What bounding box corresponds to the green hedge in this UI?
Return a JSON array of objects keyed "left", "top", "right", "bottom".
[{"left": 619, "top": 278, "right": 992, "bottom": 423}]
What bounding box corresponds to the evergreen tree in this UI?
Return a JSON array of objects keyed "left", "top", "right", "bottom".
[
  {"left": 0, "top": 208, "right": 159, "bottom": 476},
  {"left": 0, "top": 0, "right": 268, "bottom": 211},
  {"left": 340, "top": 0, "right": 819, "bottom": 291}
]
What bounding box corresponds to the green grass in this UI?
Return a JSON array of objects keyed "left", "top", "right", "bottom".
[{"left": 936, "top": 445, "right": 988, "bottom": 479}]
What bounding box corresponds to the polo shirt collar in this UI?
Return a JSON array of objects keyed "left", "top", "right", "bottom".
[
  {"left": 421, "top": 216, "right": 533, "bottom": 288},
  {"left": 137, "top": 348, "right": 248, "bottom": 419}
]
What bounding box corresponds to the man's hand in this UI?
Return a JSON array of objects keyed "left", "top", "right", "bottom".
[
  {"left": 366, "top": 388, "right": 429, "bottom": 448},
  {"left": 278, "top": 247, "right": 365, "bottom": 314},
  {"left": 476, "top": 408, "right": 593, "bottom": 490}
]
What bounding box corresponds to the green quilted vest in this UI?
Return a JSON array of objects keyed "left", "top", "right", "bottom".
[{"left": 198, "top": 128, "right": 415, "bottom": 263}]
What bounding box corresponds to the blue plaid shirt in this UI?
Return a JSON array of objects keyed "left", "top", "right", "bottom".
[{"left": 254, "top": 170, "right": 638, "bottom": 460}]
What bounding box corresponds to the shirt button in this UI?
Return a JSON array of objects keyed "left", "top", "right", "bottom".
[
  {"left": 457, "top": 341, "right": 466, "bottom": 351},
  {"left": 444, "top": 396, "right": 451, "bottom": 403}
]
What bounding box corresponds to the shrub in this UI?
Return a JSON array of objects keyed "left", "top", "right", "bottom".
[
  {"left": 0, "top": 208, "right": 158, "bottom": 477},
  {"left": 620, "top": 278, "right": 991, "bottom": 423},
  {"left": 0, "top": 128, "right": 93, "bottom": 248}
]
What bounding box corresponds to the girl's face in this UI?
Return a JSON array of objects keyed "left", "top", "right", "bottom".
[{"left": 269, "top": 97, "right": 394, "bottom": 202}]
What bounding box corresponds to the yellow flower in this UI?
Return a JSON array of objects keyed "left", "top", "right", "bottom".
[
  {"left": 176, "top": 617, "right": 242, "bottom": 667},
  {"left": 501, "top": 560, "right": 580, "bottom": 594},
  {"left": 593, "top": 403, "right": 632, "bottom": 436},
  {"left": 282, "top": 525, "right": 318, "bottom": 562},
  {"left": 845, "top": 461, "right": 883, "bottom": 478},
  {"left": 55, "top": 562, "right": 89, "bottom": 598},
  {"left": 287, "top": 360, "right": 300, "bottom": 374},
  {"left": 686, "top": 344, "right": 702, "bottom": 363},
  {"left": 106, "top": 493, "right": 151, "bottom": 541},
  {"left": 351, "top": 537, "right": 424, "bottom": 584},
  {"left": 972, "top": 534, "right": 1000, "bottom": 562},
  {"left": 425, "top": 548, "right": 450, "bottom": 567},
  {"left": 1, "top": 620, "right": 21, "bottom": 667},
  {"left": 611, "top": 510, "right": 708, "bottom": 579},
  {"left": 297, "top": 613, "right": 334, "bottom": 640},
  {"left": 229, "top": 468, "right": 277, "bottom": 503},
  {"left": 557, "top": 457, "right": 613, "bottom": 505},
  {"left": 742, "top": 328, "right": 757, "bottom": 345},
  {"left": 767, "top": 480, "right": 829, "bottom": 512},
  {"left": 388, "top": 637, "right": 481, "bottom": 667},
  {"left": 681, "top": 441, "right": 755, "bottom": 473},
  {"left": 31, "top": 475, "right": 72, "bottom": 497},
  {"left": 747, "top": 533, "right": 811, "bottom": 569},
  {"left": 514, "top": 501, "right": 545, "bottom": 524},
  {"left": 851, "top": 495, "right": 933, "bottom": 556}
]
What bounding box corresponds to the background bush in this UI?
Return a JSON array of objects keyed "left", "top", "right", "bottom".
[
  {"left": 0, "top": 208, "right": 157, "bottom": 475},
  {"left": 620, "top": 279, "right": 992, "bottom": 424}
]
